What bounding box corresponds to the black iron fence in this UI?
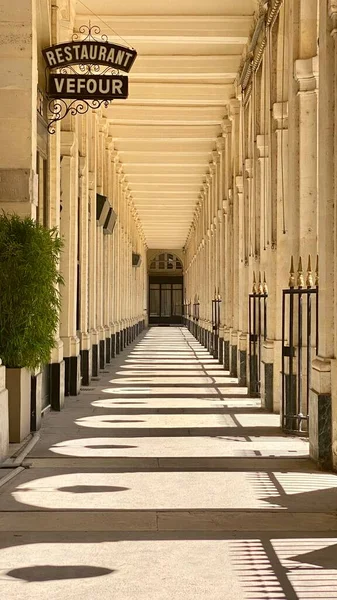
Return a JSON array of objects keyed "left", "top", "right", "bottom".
[
  {"left": 249, "top": 272, "right": 268, "bottom": 396},
  {"left": 281, "top": 256, "right": 319, "bottom": 433}
]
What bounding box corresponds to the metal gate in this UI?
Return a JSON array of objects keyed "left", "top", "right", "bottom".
[
  {"left": 249, "top": 273, "right": 268, "bottom": 396},
  {"left": 282, "top": 256, "right": 318, "bottom": 433}
]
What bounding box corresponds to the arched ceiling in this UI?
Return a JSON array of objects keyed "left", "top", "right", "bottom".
[{"left": 75, "top": 0, "right": 258, "bottom": 248}]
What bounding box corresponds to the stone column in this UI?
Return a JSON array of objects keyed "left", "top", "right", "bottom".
[
  {"left": 261, "top": 102, "right": 289, "bottom": 413},
  {"left": 294, "top": 56, "right": 318, "bottom": 261},
  {"left": 229, "top": 99, "right": 241, "bottom": 377},
  {"left": 88, "top": 114, "right": 99, "bottom": 376},
  {"left": 0, "top": 0, "right": 38, "bottom": 217},
  {"left": 78, "top": 143, "right": 91, "bottom": 385},
  {"left": 311, "top": 1, "right": 336, "bottom": 469},
  {"left": 59, "top": 130, "right": 81, "bottom": 396}
]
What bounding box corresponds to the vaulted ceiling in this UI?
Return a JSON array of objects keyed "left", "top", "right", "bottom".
[{"left": 75, "top": 0, "right": 258, "bottom": 248}]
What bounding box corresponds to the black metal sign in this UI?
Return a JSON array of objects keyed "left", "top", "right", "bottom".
[
  {"left": 43, "top": 41, "right": 136, "bottom": 73},
  {"left": 48, "top": 74, "right": 128, "bottom": 100},
  {"left": 43, "top": 24, "right": 136, "bottom": 133}
]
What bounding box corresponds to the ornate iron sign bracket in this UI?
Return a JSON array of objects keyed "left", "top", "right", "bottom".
[{"left": 43, "top": 24, "right": 137, "bottom": 134}]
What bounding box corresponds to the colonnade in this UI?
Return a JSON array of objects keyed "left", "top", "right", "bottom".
[
  {"left": 0, "top": 0, "right": 147, "bottom": 454},
  {"left": 184, "top": 0, "right": 337, "bottom": 469}
]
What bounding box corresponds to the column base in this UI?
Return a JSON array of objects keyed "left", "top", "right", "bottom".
[
  {"left": 92, "top": 344, "right": 99, "bottom": 377},
  {"left": 111, "top": 334, "right": 116, "bottom": 358},
  {"left": 80, "top": 349, "right": 91, "bottom": 386},
  {"left": 116, "top": 332, "right": 120, "bottom": 354},
  {"left": 218, "top": 337, "right": 224, "bottom": 365},
  {"left": 238, "top": 349, "right": 247, "bottom": 387},
  {"left": 50, "top": 360, "right": 65, "bottom": 411},
  {"left": 64, "top": 355, "right": 81, "bottom": 396},
  {"left": 106, "top": 337, "right": 111, "bottom": 363},
  {"left": 0, "top": 366, "right": 8, "bottom": 462},
  {"left": 99, "top": 339, "right": 105, "bottom": 370},
  {"left": 31, "top": 371, "right": 43, "bottom": 431},
  {"left": 264, "top": 363, "right": 274, "bottom": 412},
  {"left": 249, "top": 354, "right": 259, "bottom": 397},
  {"left": 309, "top": 391, "right": 332, "bottom": 469},
  {"left": 230, "top": 344, "right": 238, "bottom": 378},
  {"left": 224, "top": 340, "right": 230, "bottom": 371}
]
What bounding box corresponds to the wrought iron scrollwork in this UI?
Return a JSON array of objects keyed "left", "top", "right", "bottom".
[
  {"left": 72, "top": 24, "right": 108, "bottom": 44},
  {"left": 46, "top": 23, "right": 122, "bottom": 133},
  {"left": 47, "top": 98, "right": 110, "bottom": 134}
]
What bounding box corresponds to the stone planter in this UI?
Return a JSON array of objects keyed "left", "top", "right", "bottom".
[
  {"left": 0, "top": 365, "right": 9, "bottom": 461},
  {"left": 6, "top": 368, "right": 31, "bottom": 443}
]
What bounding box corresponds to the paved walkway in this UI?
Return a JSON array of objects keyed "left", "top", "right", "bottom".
[{"left": 0, "top": 327, "right": 337, "bottom": 599}]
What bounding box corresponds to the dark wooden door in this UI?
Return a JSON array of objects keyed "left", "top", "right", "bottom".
[{"left": 149, "top": 276, "right": 183, "bottom": 324}]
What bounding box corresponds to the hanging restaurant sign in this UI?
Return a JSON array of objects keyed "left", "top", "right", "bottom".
[
  {"left": 43, "top": 24, "right": 137, "bottom": 134},
  {"left": 48, "top": 74, "right": 128, "bottom": 99},
  {"left": 43, "top": 42, "right": 136, "bottom": 72}
]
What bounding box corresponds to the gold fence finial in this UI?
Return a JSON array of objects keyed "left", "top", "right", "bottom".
[
  {"left": 252, "top": 271, "right": 257, "bottom": 293},
  {"left": 315, "top": 254, "right": 319, "bottom": 287},
  {"left": 263, "top": 271, "right": 268, "bottom": 294},
  {"left": 258, "top": 271, "right": 263, "bottom": 294},
  {"left": 306, "top": 255, "right": 314, "bottom": 288},
  {"left": 289, "top": 256, "right": 295, "bottom": 288},
  {"left": 297, "top": 256, "right": 304, "bottom": 288},
  {"left": 217, "top": 287, "right": 221, "bottom": 300}
]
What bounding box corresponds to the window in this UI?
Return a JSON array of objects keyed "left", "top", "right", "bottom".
[{"left": 149, "top": 253, "right": 183, "bottom": 271}]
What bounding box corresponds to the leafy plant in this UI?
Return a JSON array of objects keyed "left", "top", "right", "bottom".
[{"left": 0, "top": 213, "right": 63, "bottom": 369}]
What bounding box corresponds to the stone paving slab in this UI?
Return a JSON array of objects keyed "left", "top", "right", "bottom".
[
  {"left": 27, "top": 431, "right": 310, "bottom": 458},
  {"left": 1, "top": 469, "right": 336, "bottom": 512},
  {"left": 0, "top": 510, "right": 337, "bottom": 534},
  {"left": 2, "top": 532, "right": 337, "bottom": 600}
]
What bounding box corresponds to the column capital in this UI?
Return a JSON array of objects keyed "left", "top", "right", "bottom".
[
  {"left": 235, "top": 175, "right": 243, "bottom": 194},
  {"left": 221, "top": 118, "right": 232, "bottom": 135},
  {"left": 244, "top": 158, "right": 254, "bottom": 177},
  {"left": 329, "top": 0, "right": 337, "bottom": 27},
  {"left": 208, "top": 163, "right": 215, "bottom": 176},
  {"left": 273, "top": 101, "right": 288, "bottom": 129},
  {"left": 212, "top": 150, "right": 220, "bottom": 164},
  {"left": 228, "top": 98, "right": 240, "bottom": 119},
  {"left": 60, "top": 131, "right": 76, "bottom": 156},
  {"left": 294, "top": 56, "right": 319, "bottom": 92},
  {"left": 256, "top": 134, "right": 268, "bottom": 158},
  {"left": 216, "top": 136, "right": 226, "bottom": 152}
]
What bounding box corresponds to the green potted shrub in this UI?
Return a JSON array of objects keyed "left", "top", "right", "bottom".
[{"left": 0, "top": 213, "right": 63, "bottom": 442}]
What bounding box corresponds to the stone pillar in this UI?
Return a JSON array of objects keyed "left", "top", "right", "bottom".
[
  {"left": 0, "top": 363, "right": 9, "bottom": 461},
  {"left": 261, "top": 102, "right": 289, "bottom": 413},
  {"left": 228, "top": 99, "right": 241, "bottom": 377},
  {"left": 78, "top": 143, "right": 91, "bottom": 386},
  {"left": 0, "top": 0, "right": 38, "bottom": 218},
  {"left": 88, "top": 114, "right": 99, "bottom": 376},
  {"left": 310, "top": 1, "right": 335, "bottom": 469},
  {"left": 294, "top": 56, "right": 318, "bottom": 261},
  {"left": 59, "top": 130, "right": 81, "bottom": 396}
]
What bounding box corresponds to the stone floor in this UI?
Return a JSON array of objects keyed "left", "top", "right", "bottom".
[{"left": 0, "top": 327, "right": 337, "bottom": 599}]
